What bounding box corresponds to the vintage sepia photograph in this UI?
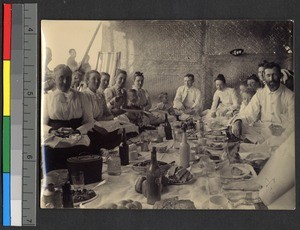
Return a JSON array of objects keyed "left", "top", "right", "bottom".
[{"left": 40, "top": 20, "right": 294, "bottom": 210}]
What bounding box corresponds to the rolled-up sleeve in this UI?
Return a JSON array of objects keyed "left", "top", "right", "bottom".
[
  {"left": 104, "top": 88, "right": 114, "bottom": 109},
  {"left": 173, "top": 86, "right": 184, "bottom": 110}
]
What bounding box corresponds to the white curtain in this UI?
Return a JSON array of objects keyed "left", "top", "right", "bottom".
[{"left": 96, "top": 52, "right": 121, "bottom": 86}]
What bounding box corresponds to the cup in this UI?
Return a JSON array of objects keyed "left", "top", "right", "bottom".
[
  {"left": 207, "top": 172, "right": 221, "bottom": 195},
  {"left": 129, "top": 150, "right": 139, "bottom": 161},
  {"left": 71, "top": 171, "right": 85, "bottom": 190},
  {"left": 208, "top": 195, "right": 230, "bottom": 209}
]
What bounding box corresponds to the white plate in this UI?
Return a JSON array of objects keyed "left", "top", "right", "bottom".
[
  {"left": 220, "top": 164, "right": 253, "bottom": 179},
  {"left": 74, "top": 193, "right": 99, "bottom": 207}
]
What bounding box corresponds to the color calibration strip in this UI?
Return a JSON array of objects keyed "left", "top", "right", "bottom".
[
  {"left": 2, "top": 3, "right": 37, "bottom": 226},
  {"left": 3, "top": 3, "right": 12, "bottom": 226}
]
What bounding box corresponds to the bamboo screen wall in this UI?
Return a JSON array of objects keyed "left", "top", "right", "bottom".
[{"left": 100, "top": 20, "right": 293, "bottom": 110}]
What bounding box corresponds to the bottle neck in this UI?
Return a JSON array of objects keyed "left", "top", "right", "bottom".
[
  {"left": 150, "top": 151, "right": 157, "bottom": 164},
  {"left": 122, "top": 129, "right": 127, "bottom": 143},
  {"left": 182, "top": 131, "right": 187, "bottom": 143},
  {"left": 165, "top": 114, "right": 168, "bottom": 123}
]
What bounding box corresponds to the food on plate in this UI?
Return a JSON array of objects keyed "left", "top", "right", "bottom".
[
  {"left": 231, "top": 166, "right": 244, "bottom": 176},
  {"left": 134, "top": 160, "right": 168, "bottom": 167},
  {"left": 102, "top": 200, "right": 143, "bottom": 209},
  {"left": 154, "top": 143, "right": 168, "bottom": 153},
  {"left": 166, "top": 166, "right": 193, "bottom": 184},
  {"left": 153, "top": 197, "right": 196, "bottom": 209},
  {"left": 72, "top": 189, "right": 96, "bottom": 203},
  {"left": 244, "top": 152, "right": 269, "bottom": 161},
  {"left": 55, "top": 127, "right": 74, "bottom": 138},
  {"left": 135, "top": 176, "right": 147, "bottom": 193}
]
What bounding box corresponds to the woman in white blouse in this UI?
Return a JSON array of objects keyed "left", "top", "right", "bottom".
[
  {"left": 42, "top": 64, "right": 94, "bottom": 173},
  {"left": 83, "top": 70, "right": 121, "bottom": 150},
  {"left": 132, "top": 71, "right": 152, "bottom": 111},
  {"left": 210, "top": 74, "right": 239, "bottom": 118}
]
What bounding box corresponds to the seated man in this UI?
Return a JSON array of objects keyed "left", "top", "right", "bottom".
[
  {"left": 210, "top": 74, "right": 239, "bottom": 118},
  {"left": 173, "top": 73, "right": 202, "bottom": 117},
  {"left": 232, "top": 62, "right": 294, "bottom": 147}
]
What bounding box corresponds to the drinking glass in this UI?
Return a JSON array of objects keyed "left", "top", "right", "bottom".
[{"left": 71, "top": 171, "right": 85, "bottom": 191}]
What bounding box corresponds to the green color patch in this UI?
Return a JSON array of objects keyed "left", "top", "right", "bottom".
[{"left": 3, "top": 116, "right": 10, "bottom": 172}]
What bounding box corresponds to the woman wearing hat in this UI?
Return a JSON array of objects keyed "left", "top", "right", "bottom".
[{"left": 210, "top": 74, "right": 239, "bottom": 118}]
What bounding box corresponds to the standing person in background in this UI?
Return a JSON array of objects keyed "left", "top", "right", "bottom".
[
  {"left": 210, "top": 74, "right": 239, "bottom": 118},
  {"left": 173, "top": 73, "right": 202, "bottom": 116},
  {"left": 104, "top": 69, "right": 128, "bottom": 116},
  {"left": 132, "top": 71, "right": 152, "bottom": 111},
  {"left": 79, "top": 54, "right": 92, "bottom": 73},
  {"left": 67, "top": 48, "right": 78, "bottom": 72}
]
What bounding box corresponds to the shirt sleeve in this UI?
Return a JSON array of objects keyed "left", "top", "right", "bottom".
[
  {"left": 96, "top": 95, "right": 114, "bottom": 121},
  {"left": 77, "top": 92, "right": 94, "bottom": 134},
  {"left": 192, "top": 88, "right": 202, "bottom": 111},
  {"left": 104, "top": 88, "right": 114, "bottom": 109},
  {"left": 210, "top": 91, "right": 220, "bottom": 113},
  {"left": 173, "top": 86, "right": 184, "bottom": 110},
  {"left": 144, "top": 89, "right": 152, "bottom": 111}
]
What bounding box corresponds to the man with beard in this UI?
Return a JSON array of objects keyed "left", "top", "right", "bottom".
[{"left": 231, "top": 62, "right": 294, "bottom": 148}]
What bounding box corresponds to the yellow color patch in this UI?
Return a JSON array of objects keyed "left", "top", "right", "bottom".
[{"left": 3, "top": 60, "right": 10, "bottom": 116}]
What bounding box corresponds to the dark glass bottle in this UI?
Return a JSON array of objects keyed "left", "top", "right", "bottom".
[
  {"left": 164, "top": 114, "right": 173, "bottom": 140},
  {"left": 119, "top": 128, "right": 129, "bottom": 165},
  {"left": 146, "top": 147, "right": 162, "bottom": 205},
  {"left": 62, "top": 181, "right": 73, "bottom": 208}
]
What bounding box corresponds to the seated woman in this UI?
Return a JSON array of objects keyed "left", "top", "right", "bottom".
[
  {"left": 82, "top": 70, "right": 121, "bottom": 151},
  {"left": 246, "top": 74, "right": 262, "bottom": 92},
  {"left": 71, "top": 69, "right": 86, "bottom": 91},
  {"left": 104, "top": 69, "right": 128, "bottom": 116},
  {"left": 132, "top": 71, "right": 152, "bottom": 111},
  {"left": 210, "top": 74, "right": 239, "bottom": 118},
  {"left": 42, "top": 64, "right": 94, "bottom": 173},
  {"left": 98, "top": 72, "right": 110, "bottom": 95}
]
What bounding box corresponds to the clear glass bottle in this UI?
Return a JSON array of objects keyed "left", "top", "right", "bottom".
[
  {"left": 107, "top": 150, "right": 122, "bottom": 176},
  {"left": 146, "top": 147, "right": 162, "bottom": 205},
  {"left": 179, "top": 125, "right": 190, "bottom": 169}
]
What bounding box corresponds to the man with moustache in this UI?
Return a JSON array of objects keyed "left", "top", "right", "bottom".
[{"left": 231, "top": 62, "right": 294, "bottom": 148}]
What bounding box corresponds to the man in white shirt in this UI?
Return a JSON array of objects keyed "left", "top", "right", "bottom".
[
  {"left": 173, "top": 74, "right": 202, "bottom": 116},
  {"left": 232, "top": 62, "right": 294, "bottom": 147}
]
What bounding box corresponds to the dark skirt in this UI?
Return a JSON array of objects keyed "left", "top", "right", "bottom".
[{"left": 87, "top": 129, "right": 122, "bottom": 153}]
